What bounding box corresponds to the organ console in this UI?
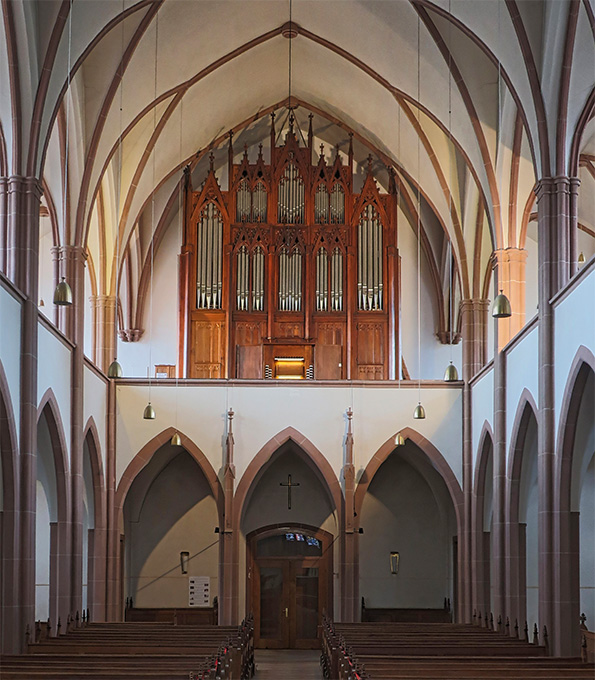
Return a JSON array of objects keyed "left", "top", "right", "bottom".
[{"left": 179, "top": 110, "right": 401, "bottom": 380}]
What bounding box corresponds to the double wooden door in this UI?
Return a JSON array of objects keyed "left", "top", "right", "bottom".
[{"left": 255, "top": 557, "right": 322, "bottom": 649}]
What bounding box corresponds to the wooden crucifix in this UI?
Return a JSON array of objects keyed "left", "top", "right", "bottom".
[{"left": 280, "top": 474, "right": 300, "bottom": 510}]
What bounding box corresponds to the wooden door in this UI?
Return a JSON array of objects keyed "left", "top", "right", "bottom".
[{"left": 255, "top": 558, "right": 322, "bottom": 649}]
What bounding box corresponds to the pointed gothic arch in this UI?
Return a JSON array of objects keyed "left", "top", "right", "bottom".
[
  {"left": 36, "top": 388, "right": 71, "bottom": 629},
  {"left": 554, "top": 345, "right": 595, "bottom": 656},
  {"left": 0, "top": 360, "right": 18, "bottom": 653},
  {"left": 472, "top": 422, "right": 494, "bottom": 620},
  {"left": 114, "top": 427, "right": 224, "bottom": 524},
  {"left": 82, "top": 417, "right": 107, "bottom": 621},
  {"left": 506, "top": 389, "right": 539, "bottom": 635},
  {"left": 233, "top": 427, "right": 343, "bottom": 528},
  {"left": 353, "top": 427, "right": 463, "bottom": 526}
]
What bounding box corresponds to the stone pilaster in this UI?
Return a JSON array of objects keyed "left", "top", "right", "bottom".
[
  {"left": 4, "top": 177, "right": 43, "bottom": 651},
  {"left": 534, "top": 177, "right": 578, "bottom": 654},
  {"left": 0, "top": 177, "right": 7, "bottom": 275},
  {"left": 341, "top": 408, "right": 358, "bottom": 622},
  {"left": 90, "top": 295, "right": 117, "bottom": 373},
  {"left": 220, "top": 408, "right": 236, "bottom": 625},
  {"left": 461, "top": 299, "right": 489, "bottom": 623}
]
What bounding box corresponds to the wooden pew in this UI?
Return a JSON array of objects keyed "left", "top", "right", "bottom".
[
  {"left": 1, "top": 614, "right": 254, "bottom": 680},
  {"left": 321, "top": 616, "right": 595, "bottom": 680}
]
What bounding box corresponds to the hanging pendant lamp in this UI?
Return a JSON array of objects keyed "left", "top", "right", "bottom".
[
  {"left": 413, "top": 402, "right": 426, "bottom": 420},
  {"left": 171, "top": 431, "right": 182, "bottom": 446},
  {"left": 395, "top": 432, "right": 406, "bottom": 447},
  {"left": 492, "top": 289, "right": 512, "bottom": 318},
  {"left": 107, "top": 358, "right": 123, "bottom": 378},
  {"left": 578, "top": 252, "right": 585, "bottom": 265},
  {"left": 444, "top": 361, "right": 459, "bottom": 382},
  {"left": 143, "top": 402, "right": 156, "bottom": 420},
  {"left": 53, "top": 277, "right": 73, "bottom": 305}
]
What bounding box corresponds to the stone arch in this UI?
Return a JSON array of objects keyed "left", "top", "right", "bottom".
[
  {"left": 36, "top": 388, "right": 70, "bottom": 628},
  {"left": 554, "top": 345, "right": 595, "bottom": 655},
  {"left": 37, "top": 388, "right": 70, "bottom": 524},
  {"left": 115, "top": 427, "right": 224, "bottom": 525},
  {"left": 82, "top": 417, "right": 106, "bottom": 530},
  {"left": 82, "top": 418, "right": 107, "bottom": 620},
  {"left": 472, "top": 422, "right": 494, "bottom": 619},
  {"left": 507, "top": 389, "right": 539, "bottom": 525},
  {"left": 353, "top": 427, "right": 463, "bottom": 528},
  {"left": 556, "top": 346, "right": 595, "bottom": 513},
  {"left": 0, "top": 360, "right": 18, "bottom": 653},
  {"left": 506, "top": 389, "right": 539, "bottom": 635},
  {"left": 0, "top": 120, "right": 7, "bottom": 176},
  {"left": 354, "top": 427, "right": 462, "bottom": 619},
  {"left": 233, "top": 426, "right": 343, "bottom": 529}
]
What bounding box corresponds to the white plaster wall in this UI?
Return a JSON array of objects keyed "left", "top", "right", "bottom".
[
  {"left": 554, "top": 268, "right": 595, "bottom": 428},
  {"left": 116, "top": 221, "right": 179, "bottom": 378},
  {"left": 83, "top": 364, "right": 108, "bottom": 472},
  {"left": 471, "top": 367, "right": 494, "bottom": 470},
  {"left": 115, "top": 383, "right": 463, "bottom": 491},
  {"left": 505, "top": 327, "right": 538, "bottom": 446},
  {"left": 0, "top": 283, "right": 22, "bottom": 441},
  {"left": 37, "top": 323, "right": 72, "bottom": 462}
]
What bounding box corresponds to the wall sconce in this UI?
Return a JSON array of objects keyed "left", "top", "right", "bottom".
[
  {"left": 180, "top": 551, "right": 189, "bottom": 574},
  {"left": 390, "top": 551, "right": 400, "bottom": 575}
]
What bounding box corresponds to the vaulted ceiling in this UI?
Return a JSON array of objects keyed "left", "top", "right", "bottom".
[{"left": 1, "top": 0, "right": 593, "bottom": 327}]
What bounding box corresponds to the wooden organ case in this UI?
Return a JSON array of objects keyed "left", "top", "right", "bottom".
[{"left": 180, "top": 113, "right": 401, "bottom": 380}]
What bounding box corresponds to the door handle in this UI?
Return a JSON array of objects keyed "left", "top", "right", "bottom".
[{"left": 284, "top": 607, "right": 288, "bottom": 618}]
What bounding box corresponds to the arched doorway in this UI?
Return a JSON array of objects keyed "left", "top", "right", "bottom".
[
  {"left": 356, "top": 438, "right": 458, "bottom": 615},
  {"left": 237, "top": 433, "right": 340, "bottom": 648},
  {"left": 247, "top": 524, "right": 332, "bottom": 649}
]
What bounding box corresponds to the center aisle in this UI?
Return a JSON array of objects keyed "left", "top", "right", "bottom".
[{"left": 254, "top": 650, "right": 322, "bottom": 679}]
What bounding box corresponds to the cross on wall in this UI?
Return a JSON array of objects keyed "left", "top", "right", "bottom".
[{"left": 280, "top": 474, "right": 300, "bottom": 510}]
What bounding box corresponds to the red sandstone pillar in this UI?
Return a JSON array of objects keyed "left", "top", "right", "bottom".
[
  {"left": 461, "top": 299, "right": 489, "bottom": 623},
  {"left": 220, "top": 408, "right": 236, "bottom": 625},
  {"left": 90, "top": 295, "right": 117, "bottom": 373},
  {"left": 535, "top": 177, "right": 576, "bottom": 655},
  {"left": 341, "top": 408, "right": 358, "bottom": 622},
  {"left": 6, "top": 177, "right": 42, "bottom": 652}
]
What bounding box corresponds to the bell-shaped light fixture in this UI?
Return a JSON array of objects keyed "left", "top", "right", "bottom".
[
  {"left": 53, "top": 277, "right": 73, "bottom": 306},
  {"left": 413, "top": 402, "right": 426, "bottom": 420},
  {"left": 143, "top": 402, "right": 156, "bottom": 420},
  {"left": 394, "top": 432, "right": 406, "bottom": 447},
  {"left": 107, "top": 358, "right": 123, "bottom": 379},
  {"left": 444, "top": 361, "right": 459, "bottom": 382},
  {"left": 578, "top": 252, "right": 585, "bottom": 266},
  {"left": 171, "top": 431, "right": 182, "bottom": 446},
  {"left": 492, "top": 289, "right": 512, "bottom": 318}
]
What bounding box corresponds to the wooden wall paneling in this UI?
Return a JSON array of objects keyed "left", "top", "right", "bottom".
[{"left": 190, "top": 317, "right": 225, "bottom": 378}]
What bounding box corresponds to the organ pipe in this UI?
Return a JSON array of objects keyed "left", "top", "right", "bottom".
[
  {"left": 196, "top": 202, "right": 223, "bottom": 309},
  {"left": 358, "top": 204, "right": 382, "bottom": 311}
]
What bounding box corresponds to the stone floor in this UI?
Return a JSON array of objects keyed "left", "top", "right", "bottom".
[{"left": 254, "top": 650, "right": 323, "bottom": 679}]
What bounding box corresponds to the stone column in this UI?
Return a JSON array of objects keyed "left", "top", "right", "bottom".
[
  {"left": 90, "top": 294, "right": 117, "bottom": 373},
  {"left": 461, "top": 299, "right": 489, "bottom": 623},
  {"left": 220, "top": 408, "right": 236, "bottom": 625},
  {"left": 491, "top": 342, "right": 507, "bottom": 625},
  {"left": 54, "top": 245, "right": 87, "bottom": 618},
  {"left": 341, "top": 408, "right": 358, "bottom": 622},
  {"left": 0, "top": 177, "right": 7, "bottom": 274},
  {"left": 105, "top": 380, "right": 119, "bottom": 620},
  {"left": 534, "top": 177, "right": 577, "bottom": 654},
  {"left": 492, "top": 248, "right": 528, "bottom": 351},
  {"left": 6, "top": 177, "right": 43, "bottom": 651}
]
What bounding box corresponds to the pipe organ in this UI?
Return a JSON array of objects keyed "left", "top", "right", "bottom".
[{"left": 180, "top": 112, "right": 401, "bottom": 380}]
